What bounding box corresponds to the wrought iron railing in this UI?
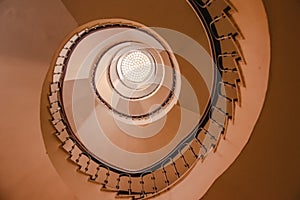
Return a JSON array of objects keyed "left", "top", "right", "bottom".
[{"left": 47, "top": 0, "right": 245, "bottom": 199}]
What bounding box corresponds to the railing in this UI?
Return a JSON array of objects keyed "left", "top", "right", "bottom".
[{"left": 47, "top": 0, "right": 245, "bottom": 199}]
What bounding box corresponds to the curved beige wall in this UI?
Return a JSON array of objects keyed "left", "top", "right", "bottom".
[{"left": 0, "top": 0, "right": 78, "bottom": 199}]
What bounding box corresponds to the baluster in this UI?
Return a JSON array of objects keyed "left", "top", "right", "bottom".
[
  {"left": 150, "top": 173, "right": 157, "bottom": 193},
  {"left": 201, "top": 127, "right": 217, "bottom": 141},
  {"left": 195, "top": 137, "right": 208, "bottom": 156},
  {"left": 171, "top": 159, "right": 180, "bottom": 178}
]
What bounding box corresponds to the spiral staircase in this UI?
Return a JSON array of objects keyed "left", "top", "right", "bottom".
[
  {"left": 0, "top": 0, "right": 274, "bottom": 199},
  {"left": 40, "top": 0, "right": 256, "bottom": 199}
]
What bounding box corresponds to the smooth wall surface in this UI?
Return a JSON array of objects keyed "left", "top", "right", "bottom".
[
  {"left": 0, "top": 0, "right": 77, "bottom": 199},
  {"left": 202, "top": 0, "right": 300, "bottom": 199}
]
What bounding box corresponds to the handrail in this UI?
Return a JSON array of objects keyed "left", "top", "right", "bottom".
[{"left": 46, "top": 0, "right": 245, "bottom": 198}]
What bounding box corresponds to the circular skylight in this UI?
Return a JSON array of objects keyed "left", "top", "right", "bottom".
[{"left": 120, "top": 50, "right": 153, "bottom": 83}]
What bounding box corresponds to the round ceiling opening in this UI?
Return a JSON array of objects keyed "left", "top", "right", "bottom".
[{"left": 118, "top": 50, "right": 155, "bottom": 84}]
